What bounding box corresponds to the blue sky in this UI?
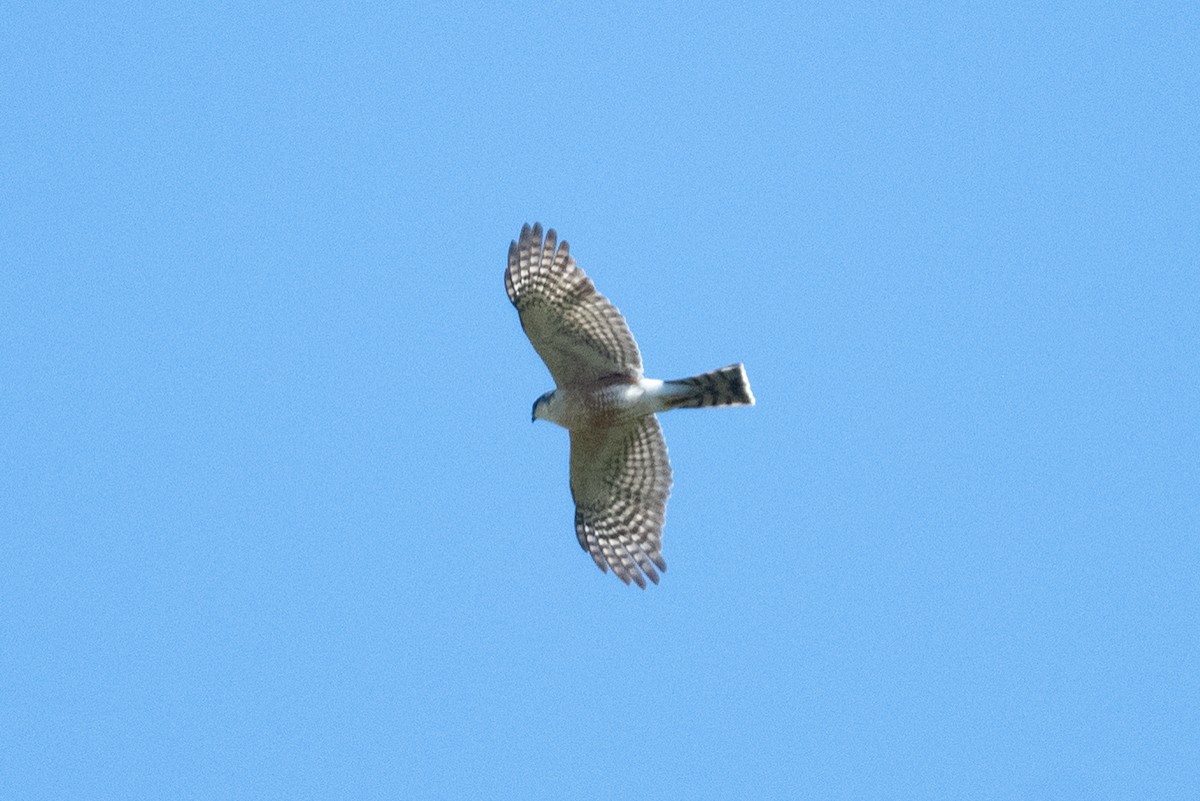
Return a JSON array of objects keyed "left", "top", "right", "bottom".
[{"left": 3, "top": 2, "right": 1197, "bottom": 798}]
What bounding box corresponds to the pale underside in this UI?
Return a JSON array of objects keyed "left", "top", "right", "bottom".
[{"left": 505, "top": 223, "right": 672, "bottom": 587}]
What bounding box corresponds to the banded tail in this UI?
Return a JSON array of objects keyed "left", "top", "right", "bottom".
[{"left": 663, "top": 363, "right": 755, "bottom": 409}]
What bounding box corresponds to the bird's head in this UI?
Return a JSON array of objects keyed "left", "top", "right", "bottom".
[{"left": 531, "top": 391, "right": 555, "bottom": 423}]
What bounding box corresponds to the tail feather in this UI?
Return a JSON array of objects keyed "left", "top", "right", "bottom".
[{"left": 664, "top": 364, "right": 755, "bottom": 409}]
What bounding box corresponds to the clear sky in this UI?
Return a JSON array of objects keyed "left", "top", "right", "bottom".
[{"left": 3, "top": 2, "right": 1197, "bottom": 799}]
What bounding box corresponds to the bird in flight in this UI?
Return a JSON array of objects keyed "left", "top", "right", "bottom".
[{"left": 505, "top": 223, "right": 755, "bottom": 587}]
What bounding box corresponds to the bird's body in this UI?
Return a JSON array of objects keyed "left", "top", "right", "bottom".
[
  {"left": 536, "top": 377, "right": 664, "bottom": 429},
  {"left": 505, "top": 223, "right": 754, "bottom": 587}
]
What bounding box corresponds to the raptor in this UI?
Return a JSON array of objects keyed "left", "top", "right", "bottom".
[{"left": 505, "top": 223, "right": 755, "bottom": 587}]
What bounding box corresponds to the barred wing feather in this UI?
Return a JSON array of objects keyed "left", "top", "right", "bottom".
[
  {"left": 505, "top": 223, "right": 643, "bottom": 387},
  {"left": 570, "top": 416, "right": 673, "bottom": 588}
]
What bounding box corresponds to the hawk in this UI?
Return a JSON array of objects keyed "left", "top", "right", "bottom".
[{"left": 505, "top": 223, "right": 755, "bottom": 587}]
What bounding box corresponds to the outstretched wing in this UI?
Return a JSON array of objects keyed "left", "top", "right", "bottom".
[
  {"left": 570, "top": 416, "right": 673, "bottom": 588},
  {"left": 505, "top": 223, "right": 643, "bottom": 388}
]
